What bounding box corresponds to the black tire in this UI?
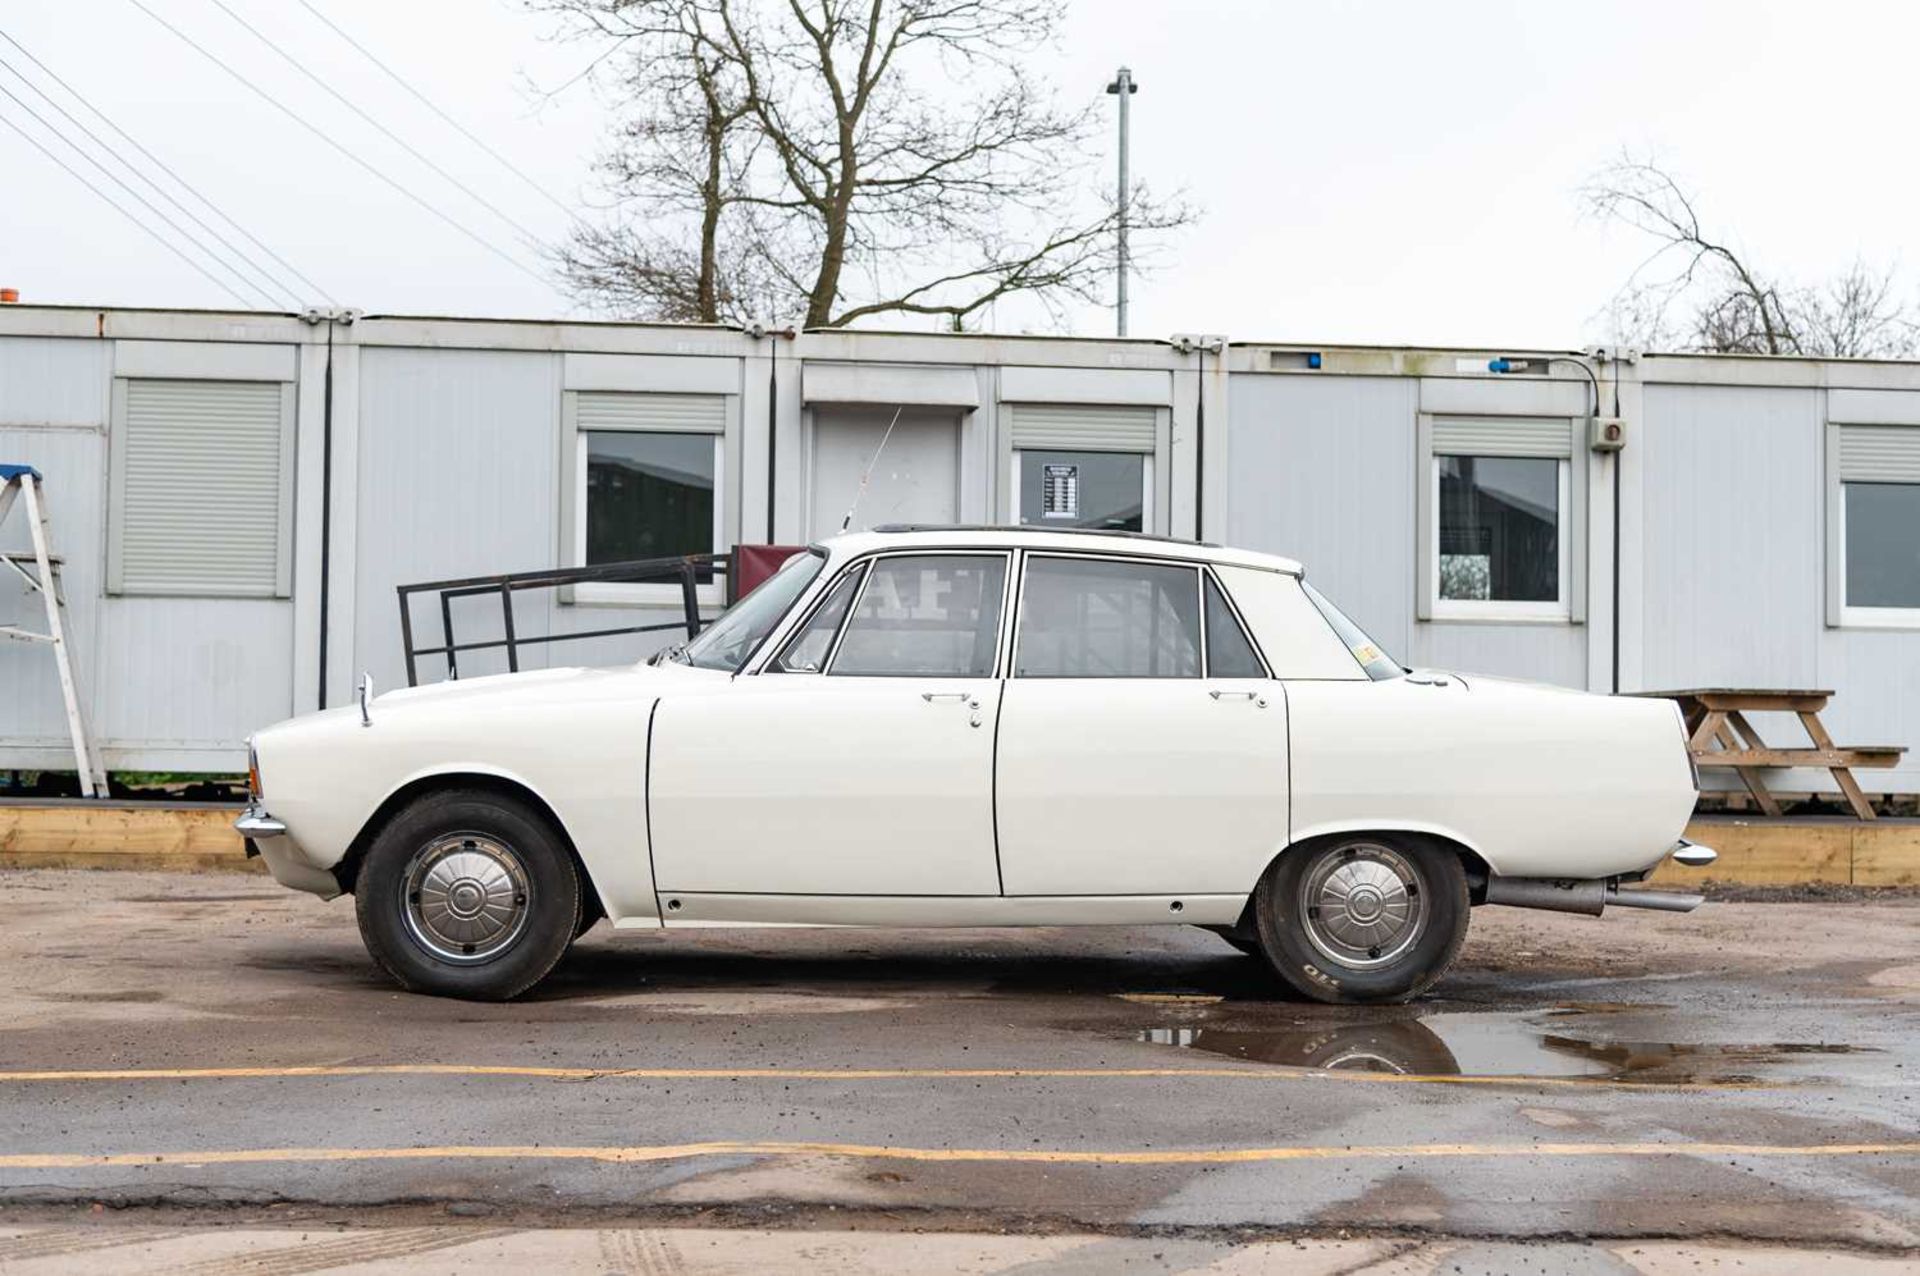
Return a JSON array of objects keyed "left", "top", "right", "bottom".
[
  {"left": 1252, "top": 834, "right": 1469, "bottom": 1004},
  {"left": 353, "top": 788, "right": 581, "bottom": 1001}
]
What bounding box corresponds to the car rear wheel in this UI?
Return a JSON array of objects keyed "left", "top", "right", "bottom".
[
  {"left": 1251, "top": 835, "right": 1469, "bottom": 1004},
  {"left": 353, "top": 789, "right": 581, "bottom": 1001}
]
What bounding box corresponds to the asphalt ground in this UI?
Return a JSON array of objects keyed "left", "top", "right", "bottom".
[{"left": 0, "top": 870, "right": 1915, "bottom": 1268}]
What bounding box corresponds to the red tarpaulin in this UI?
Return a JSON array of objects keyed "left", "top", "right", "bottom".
[{"left": 727, "top": 544, "right": 811, "bottom": 603}]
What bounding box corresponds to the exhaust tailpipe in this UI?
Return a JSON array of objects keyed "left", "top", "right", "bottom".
[{"left": 1484, "top": 876, "right": 1703, "bottom": 916}]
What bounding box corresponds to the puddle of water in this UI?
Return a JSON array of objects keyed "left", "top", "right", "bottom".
[{"left": 1132, "top": 1012, "right": 1871, "bottom": 1083}]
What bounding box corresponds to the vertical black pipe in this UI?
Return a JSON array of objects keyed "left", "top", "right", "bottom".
[
  {"left": 765, "top": 336, "right": 778, "bottom": 544},
  {"left": 1193, "top": 344, "right": 1206, "bottom": 540},
  {"left": 316, "top": 321, "right": 334, "bottom": 709}
]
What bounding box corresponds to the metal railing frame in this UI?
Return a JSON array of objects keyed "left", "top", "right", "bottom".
[{"left": 397, "top": 554, "right": 728, "bottom": 687}]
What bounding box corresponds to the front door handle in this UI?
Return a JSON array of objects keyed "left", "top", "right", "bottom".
[
  {"left": 921, "top": 691, "right": 977, "bottom": 705},
  {"left": 1209, "top": 689, "right": 1269, "bottom": 707}
]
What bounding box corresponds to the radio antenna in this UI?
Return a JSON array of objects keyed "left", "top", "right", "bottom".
[{"left": 840, "top": 405, "right": 903, "bottom": 532}]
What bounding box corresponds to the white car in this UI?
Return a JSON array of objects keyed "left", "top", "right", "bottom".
[{"left": 239, "top": 527, "right": 1714, "bottom": 1003}]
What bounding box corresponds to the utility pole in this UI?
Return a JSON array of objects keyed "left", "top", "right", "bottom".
[{"left": 1105, "top": 66, "right": 1137, "bottom": 337}]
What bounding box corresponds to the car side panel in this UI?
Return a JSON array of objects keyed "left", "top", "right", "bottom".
[
  {"left": 1284, "top": 676, "right": 1697, "bottom": 880},
  {"left": 253, "top": 668, "right": 670, "bottom": 925}
]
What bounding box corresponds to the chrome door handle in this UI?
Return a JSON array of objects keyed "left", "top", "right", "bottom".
[
  {"left": 922, "top": 692, "right": 979, "bottom": 707},
  {"left": 1209, "top": 689, "right": 1268, "bottom": 707}
]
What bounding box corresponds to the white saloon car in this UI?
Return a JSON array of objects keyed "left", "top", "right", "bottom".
[{"left": 240, "top": 527, "right": 1713, "bottom": 1003}]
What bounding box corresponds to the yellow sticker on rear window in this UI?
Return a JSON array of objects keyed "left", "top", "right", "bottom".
[{"left": 1352, "top": 644, "right": 1381, "bottom": 665}]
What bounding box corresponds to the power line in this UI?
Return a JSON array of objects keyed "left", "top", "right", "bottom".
[
  {"left": 0, "top": 109, "right": 254, "bottom": 306},
  {"left": 204, "top": 0, "right": 552, "bottom": 251},
  {"left": 0, "top": 78, "right": 281, "bottom": 307},
  {"left": 0, "top": 25, "right": 335, "bottom": 305},
  {"left": 123, "top": 0, "right": 556, "bottom": 292},
  {"left": 293, "top": 0, "right": 578, "bottom": 223},
  {"left": 0, "top": 48, "right": 299, "bottom": 308}
]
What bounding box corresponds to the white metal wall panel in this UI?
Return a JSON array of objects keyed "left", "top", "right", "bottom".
[
  {"left": 1224, "top": 374, "right": 1418, "bottom": 658},
  {"left": 1009, "top": 404, "right": 1157, "bottom": 451},
  {"left": 575, "top": 391, "right": 725, "bottom": 434},
  {"left": 0, "top": 337, "right": 109, "bottom": 427},
  {"left": 1639, "top": 384, "right": 1822, "bottom": 690},
  {"left": 114, "top": 378, "right": 290, "bottom": 596},
  {"left": 1837, "top": 424, "right": 1920, "bottom": 482},
  {"left": 1430, "top": 416, "right": 1572, "bottom": 457}
]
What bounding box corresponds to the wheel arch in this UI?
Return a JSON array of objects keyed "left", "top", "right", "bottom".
[
  {"left": 1260, "top": 822, "right": 1494, "bottom": 898},
  {"left": 333, "top": 769, "right": 603, "bottom": 923}
]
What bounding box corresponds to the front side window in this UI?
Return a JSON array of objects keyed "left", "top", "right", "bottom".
[
  {"left": 831, "top": 555, "right": 1007, "bottom": 678},
  {"left": 1016, "top": 450, "right": 1148, "bottom": 532},
  {"left": 772, "top": 563, "right": 866, "bottom": 673},
  {"left": 1015, "top": 556, "right": 1201, "bottom": 678},
  {"left": 1434, "top": 454, "right": 1567, "bottom": 615},
  {"left": 1844, "top": 482, "right": 1920, "bottom": 612}
]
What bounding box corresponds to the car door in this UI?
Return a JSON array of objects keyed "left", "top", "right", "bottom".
[
  {"left": 648, "top": 551, "right": 1011, "bottom": 899},
  {"left": 995, "top": 554, "right": 1291, "bottom": 897}
]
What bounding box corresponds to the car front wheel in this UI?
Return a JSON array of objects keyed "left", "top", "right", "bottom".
[
  {"left": 353, "top": 789, "right": 581, "bottom": 1001},
  {"left": 1251, "top": 835, "right": 1469, "bottom": 1004}
]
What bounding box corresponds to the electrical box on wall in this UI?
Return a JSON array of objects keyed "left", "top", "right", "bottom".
[{"left": 1589, "top": 416, "right": 1627, "bottom": 452}]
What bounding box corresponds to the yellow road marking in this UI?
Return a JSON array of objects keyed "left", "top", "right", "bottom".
[
  {"left": 0, "top": 1139, "right": 1914, "bottom": 1171},
  {"left": 0, "top": 1063, "right": 1775, "bottom": 1091}
]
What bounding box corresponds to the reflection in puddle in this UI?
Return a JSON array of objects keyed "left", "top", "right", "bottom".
[{"left": 1134, "top": 1013, "right": 1868, "bottom": 1083}]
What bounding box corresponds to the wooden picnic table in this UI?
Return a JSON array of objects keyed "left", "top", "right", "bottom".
[{"left": 1634, "top": 688, "right": 1906, "bottom": 820}]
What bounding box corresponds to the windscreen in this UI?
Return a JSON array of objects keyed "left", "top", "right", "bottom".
[{"left": 678, "top": 549, "right": 825, "bottom": 671}]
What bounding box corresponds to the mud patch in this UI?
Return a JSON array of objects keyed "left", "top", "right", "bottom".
[{"left": 38, "top": 990, "right": 165, "bottom": 1004}]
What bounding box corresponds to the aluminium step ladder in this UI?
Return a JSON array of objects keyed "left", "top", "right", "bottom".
[{"left": 0, "top": 464, "right": 108, "bottom": 797}]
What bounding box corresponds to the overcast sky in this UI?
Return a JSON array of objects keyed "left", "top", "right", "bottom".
[{"left": 3, "top": 0, "right": 1915, "bottom": 349}]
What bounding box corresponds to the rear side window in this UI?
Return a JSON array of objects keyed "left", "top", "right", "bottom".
[
  {"left": 1015, "top": 556, "right": 1201, "bottom": 678},
  {"left": 1203, "top": 573, "right": 1267, "bottom": 678},
  {"left": 830, "top": 554, "right": 1007, "bottom": 677}
]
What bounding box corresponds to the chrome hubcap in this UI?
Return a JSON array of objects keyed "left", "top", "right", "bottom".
[
  {"left": 1299, "top": 843, "right": 1425, "bottom": 970},
  {"left": 400, "top": 834, "right": 531, "bottom": 964}
]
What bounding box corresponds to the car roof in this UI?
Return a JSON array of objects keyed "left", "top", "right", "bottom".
[{"left": 817, "top": 525, "right": 1304, "bottom": 576}]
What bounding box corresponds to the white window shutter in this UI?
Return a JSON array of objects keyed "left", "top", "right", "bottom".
[
  {"left": 1837, "top": 424, "right": 1920, "bottom": 483},
  {"left": 1009, "top": 404, "right": 1157, "bottom": 452},
  {"left": 112, "top": 378, "right": 292, "bottom": 597},
  {"left": 1430, "top": 417, "right": 1573, "bottom": 458},
  {"left": 576, "top": 391, "right": 726, "bottom": 433}
]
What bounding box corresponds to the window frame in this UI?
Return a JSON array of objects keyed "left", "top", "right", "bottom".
[
  {"left": 997, "top": 401, "right": 1171, "bottom": 537},
  {"left": 1836, "top": 480, "right": 1920, "bottom": 629},
  {"left": 1416, "top": 413, "right": 1585, "bottom": 626},
  {"left": 774, "top": 549, "right": 1015, "bottom": 679},
  {"left": 1827, "top": 420, "right": 1920, "bottom": 630},
  {"left": 1010, "top": 550, "right": 1221, "bottom": 681},
  {"left": 107, "top": 374, "right": 297, "bottom": 599},
  {"left": 565, "top": 393, "right": 728, "bottom": 609},
  {"left": 1427, "top": 453, "right": 1572, "bottom": 622},
  {"left": 1009, "top": 449, "right": 1155, "bottom": 535}
]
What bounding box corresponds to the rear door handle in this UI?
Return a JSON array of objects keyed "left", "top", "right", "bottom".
[{"left": 1209, "top": 689, "right": 1269, "bottom": 707}]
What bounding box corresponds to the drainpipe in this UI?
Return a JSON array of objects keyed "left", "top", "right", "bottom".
[{"left": 300, "top": 306, "right": 359, "bottom": 709}]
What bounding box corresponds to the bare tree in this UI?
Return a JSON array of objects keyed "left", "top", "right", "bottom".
[
  {"left": 1584, "top": 154, "right": 1916, "bottom": 358},
  {"left": 531, "top": 0, "right": 1190, "bottom": 329}
]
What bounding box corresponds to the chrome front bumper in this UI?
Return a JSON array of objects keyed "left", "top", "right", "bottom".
[{"left": 234, "top": 804, "right": 286, "bottom": 840}]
